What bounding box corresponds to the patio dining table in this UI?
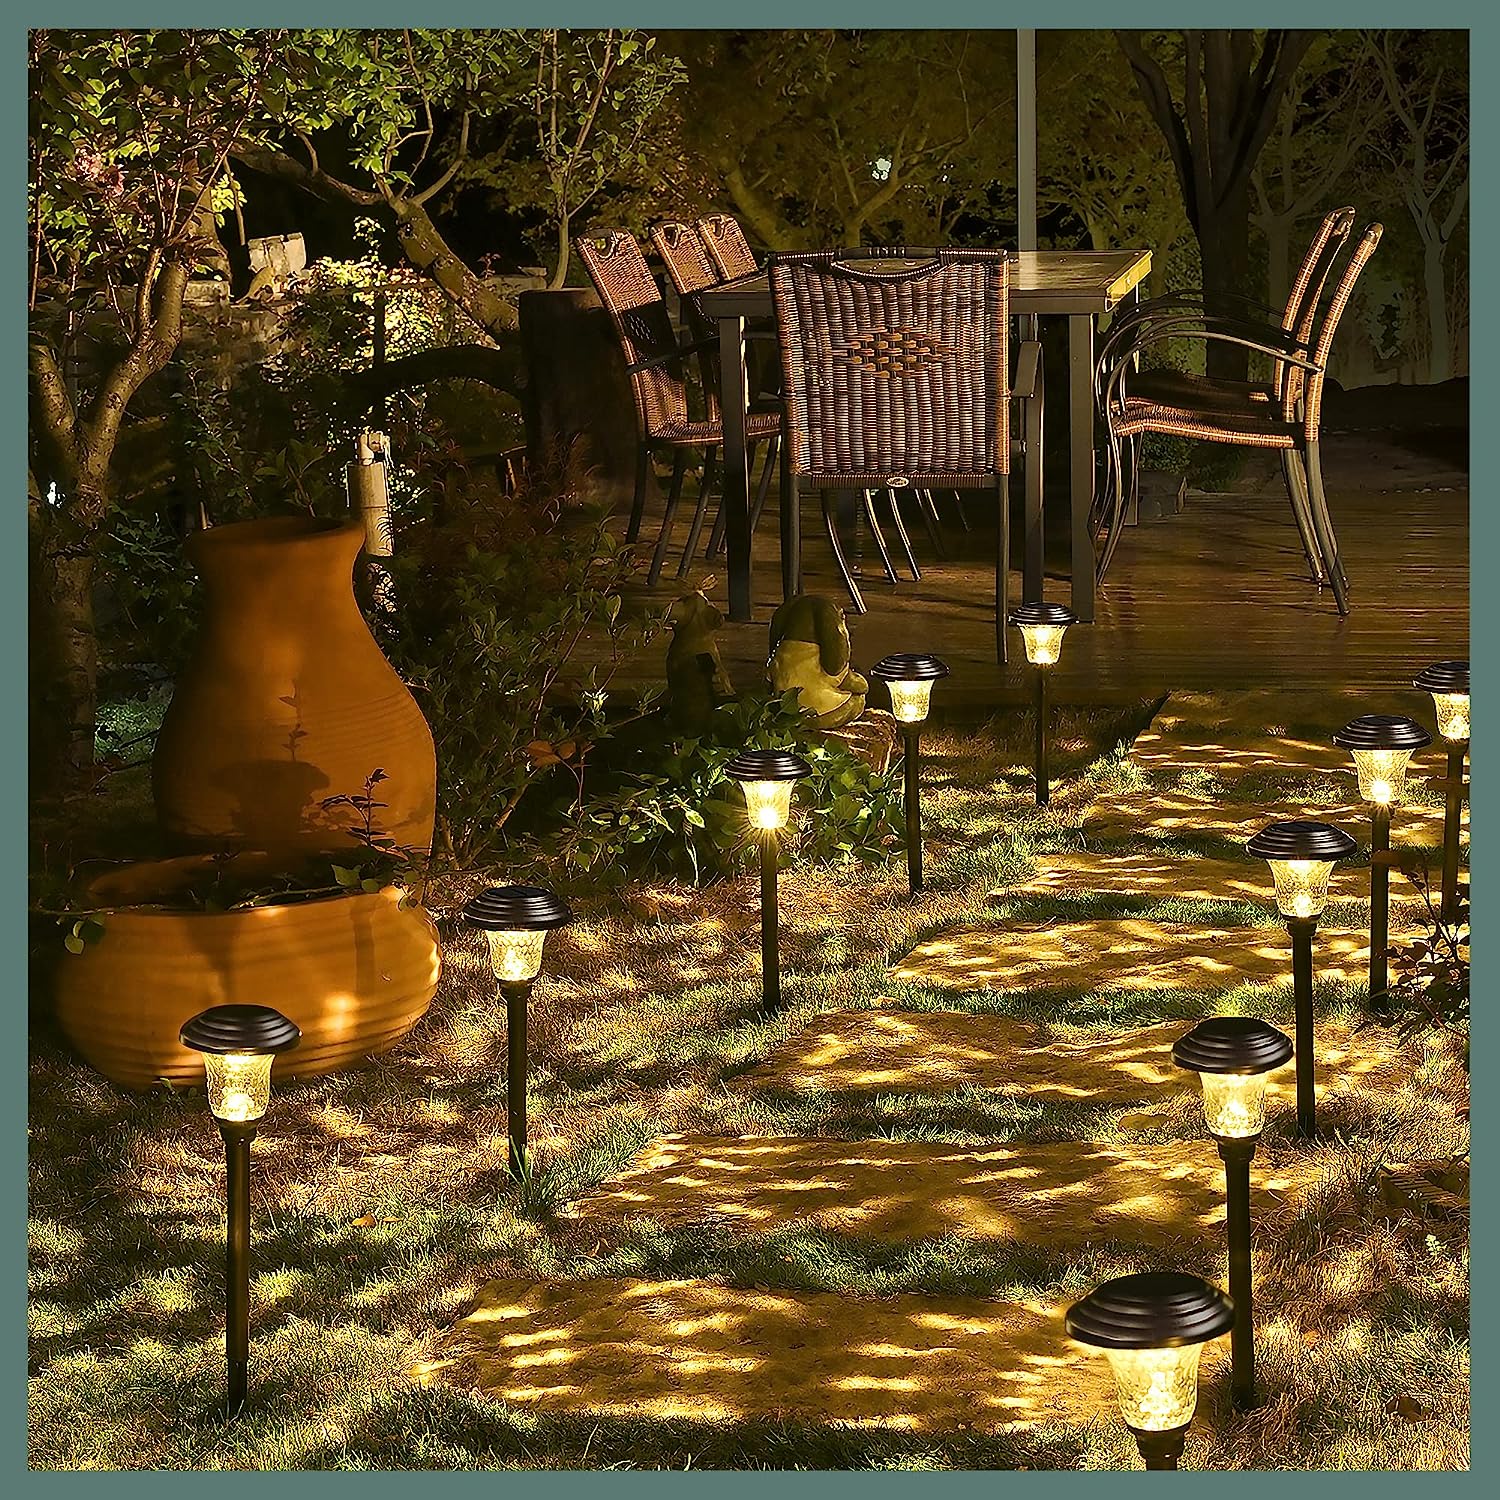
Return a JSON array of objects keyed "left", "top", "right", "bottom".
[{"left": 697, "top": 248, "right": 1152, "bottom": 625}]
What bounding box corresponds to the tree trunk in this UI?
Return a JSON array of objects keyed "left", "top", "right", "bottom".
[
  {"left": 393, "top": 198, "right": 520, "bottom": 340},
  {"left": 1422, "top": 238, "right": 1452, "bottom": 385},
  {"left": 30, "top": 507, "right": 99, "bottom": 788},
  {"left": 1199, "top": 177, "right": 1253, "bottom": 379},
  {"left": 1264, "top": 218, "right": 1291, "bottom": 321}
]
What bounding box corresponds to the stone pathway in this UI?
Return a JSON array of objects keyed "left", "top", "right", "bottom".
[{"left": 424, "top": 691, "right": 1450, "bottom": 1452}]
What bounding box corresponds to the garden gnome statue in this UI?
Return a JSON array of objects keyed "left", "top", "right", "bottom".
[
  {"left": 665, "top": 590, "right": 734, "bottom": 734},
  {"left": 768, "top": 594, "right": 867, "bottom": 729}
]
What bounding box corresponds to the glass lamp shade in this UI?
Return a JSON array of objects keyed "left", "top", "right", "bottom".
[
  {"left": 1103, "top": 1345, "right": 1206, "bottom": 1431},
  {"left": 1065, "top": 1272, "right": 1235, "bottom": 1434},
  {"left": 870, "top": 654, "right": 951, "bottom": 725},
  {"left": 1414, "top": 660, "right": 1471, "bottom": 743},
  {"left": 179, "top": 1004, "right": 301, "bottom": 1124},
  {"left": 1246, "top": 821, "right": 1358, "bottom": 919},
  {"left": 1333, "top": 716, "right": 1432, "bottom": 807},
  {"left": 461, "top": 885, "right": 571, "bottom": 984},
  {"left": 723, "top": 749, "right": 813, "bottom": 833},
  {"left": 1007, "top": 603, "right": 1077, "bottom": 666},
  {"left": 1173, "top": 1016, "right": 1294, "bottom": 1141}
]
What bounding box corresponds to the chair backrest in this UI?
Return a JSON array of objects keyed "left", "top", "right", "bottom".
[
  {"left": 577, "top": 229, "right": 689, "bottom": 440},
  {"left": 1276, "top": 205, "right": 1356, "bottom": 406},
  {"left": 769, "top": 249, "right": 1009, "bottom": 484},
  {"left": 650, "top": 220, "right": 722, "bottom": 297},
  {"left": 697, "top": 213, "right": 759, "bottom": 280},
  {"left": 1303, "top": 222, "right": 1383, "bottom": 439}
]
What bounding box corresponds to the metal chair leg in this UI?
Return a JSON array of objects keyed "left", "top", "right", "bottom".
[
  {"left": 749, "top": 432, "right": 779, "bottom": 537},
  {"left": 996, "top": 479, "right": 1009, "bottom": 665},
  {"left": 915, "top": 487, "right": 947, "bottom": 560},
  {"left": 1096, "top": 425, "right": 1133, "bottom": 585},
  {"left": 627, "top": 444, "right": 650, "bottom": 542},
  {"left": 886, "top": 489, "right": 921, "bottom": 581},
  {"left": 1302, "top": 439, "right": 1349, "bottom": 614},
  {"left": 781, "top": 439, "right": 800, "bottom": 600},
  {"left": 823, "top": 490, "right": 866, "bottom": 613},
  {"left": 952, "top": 491, "right": 972, "bottom": 531},
  {"left": 861, "top": 490, "right": 899, "bottom": 583},
  {"left": 1280, "top": 449, "right": 1326, "bottom": 584},
  {"left": 648, "top": 448, "right": 690, "bottom": 585},
  {"left": 1023, "top": 381, "right": 1045, "bottom": 600},
  {"left": 676, "top": 447, "right": 718, "bottom": 579}
]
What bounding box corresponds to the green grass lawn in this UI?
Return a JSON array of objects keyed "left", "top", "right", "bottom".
[{"left": 28, "top": 697, "right": 1469, "bottom": 1470}]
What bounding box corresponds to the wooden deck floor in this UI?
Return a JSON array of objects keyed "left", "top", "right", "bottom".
[{"left": 602, "top": 478, "right": 1468, "bottom": 709}]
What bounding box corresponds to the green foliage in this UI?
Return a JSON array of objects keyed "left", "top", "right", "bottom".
[
  {"left": 1381, "top": 862, "right": 1469, "bottom": 1071},
  {"left": 559, "top": 691, "right": 904, "bottom": 886},
  {"left": 94, "top": 511, "right": 201, "bottom": 679},
  {"left": 377, "top": 482, "right": 646, "bottom": 871}
]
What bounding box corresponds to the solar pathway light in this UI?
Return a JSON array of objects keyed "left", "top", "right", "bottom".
[
  {"left": 1245, "top": 819, "right": 1358, "bottom": 1137},
  {"left": 179, "top": 1004, "right": 301, "bottom": 1418},
  {"left": 1332, "top": 714, "right": 1432, "bottom": 1002},
  {"left": 724, "top": 748, "right": 812, "bottom": 1012},
  {"left": 870, "top": 653, "right": 951, "bottom": 893},
  {"left": 1065, "top": 1271, "right": 1236, "bottom": 1470},
  {"left": 461, "top": 884, "right": 572, "bottom": 1180},
  {"left": 1414, "top": 661, "right": 1470, "bottom": 924},
  {"left": 1173, "top": 1017, "right": 1293, "bottom": 1411},
  {"left": 1008, "top": 602, "right": 1077, "bottom": 805}
]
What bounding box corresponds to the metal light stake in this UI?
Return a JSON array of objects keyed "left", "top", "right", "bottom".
[
  {"left": 1246, "top": 819, "right": 1358, "bottom": 1137},
  {"left": 870, "top": 654, "right": 951, "bottom": 893},
  {"left": 1174, "top": 1016, "right": 1293, "bottom": 1411},
  {"left": 1008, "top": 602, "right": 1077, "bottom": 806},
  {"left": 1334, "top": 715, "right": 1432, "bottom": 1002},
  {"left": 725, "top": 749, "right": 812, "bottom": 1011},
  {"left": 461, "top": 884, "right": 572, "bottom": 1180},
  {"left": 180, "top": 1004, "right": 301, "bottom": 1419},
  {"left": 1414, "top": 660, "right": 1469, "bottom": 924},
  {"left": 1066, "top": 1271, "right": 1236, "bottom": 1470}
]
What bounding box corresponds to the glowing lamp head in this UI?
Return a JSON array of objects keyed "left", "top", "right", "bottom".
[
  {"left": 462, "top": 885, "right": 571, "bottom": 984},
  {"left": 870, "top": 653, "right": 951, "bottom": 725},
  {"left": 724, "top": 749, "right": 813, "bottom": 833},
  {"left": 1414, "top": 660, "right": 1470, "bottom": 745},
  {"left": 1333, "top": 715, "right": 1431, "bottom": 808},
  {"left": 179, "top": 1005, "right": 301, "bottom": 1124},
  {"left": 1066, "top": 1272, "right": 1235, "bottom": 1436},
  {"left": 1173, "top": 1016, "right": 1294, "bottom": 1140},
  {"left": 1246, "top": 820, "right": 1358, "bottom": 921},
  {"left": 1008, "top": 602, "right": 1077, "bottom": 667}
]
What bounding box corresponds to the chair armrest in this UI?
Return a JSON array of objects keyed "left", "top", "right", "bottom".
[
  {"left": 1100, "top": 325, "right": 1321, "bottom": 417},
  {"left": 625, "top": 333, "right": 716, "bottom": 375},
  {"left": 1011, "top": 340, "right": 1042, "bottom": 401}
]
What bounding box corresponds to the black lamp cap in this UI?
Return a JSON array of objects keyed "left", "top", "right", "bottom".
[
  {"left": 1066, "top": 1271, "right": 1236, "bottom": 1350},
  {"left": 1173, "top": 1015, "right": 1294, "bottom": 1075},
  {"left": 870, "top": 653, "right": 951, "bottom": 682},
  {"left": 180, "top": 1004, "right": 301, "bottom": 1056},
  {"left": 1333, "top": 713, "right": 1432, "bottom": 751},
  {"left": 1008, "top": 602, "right": 1078, "bottom": 628},
  {"left": 723, "top": 748, "right": 814, "bottom": 782},
  {"left": 1413, "top": 660, "right": 1469, "bottom": 695},
  {"left": 461, "top": 884, "right": 571, "bottom": 931},
  {"left": 1246, "top": 819, "right": 1358, "bottom": 862}
]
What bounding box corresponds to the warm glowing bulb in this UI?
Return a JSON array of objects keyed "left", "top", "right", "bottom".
[
  {"left": 741, "top": 778, "right": 794, "bottom": 831},
  {"left": 1268, "top": 857, "right": 1335, "bottom": 920},
  {"left": 1104, "top": 1344, "right": 1203, "bottom": 1431},
  {"left": 887, "top": 679, "right": 934, "bottom": 724},
  {"left": 486, "top": 928, "right": 548, "bottom": 983},
  {"left": 1019, "top": 622, "right": 1068, "bottom": 666},
  {"left": 1350, "top": 747, "right": 1413, "bottom": 806},
  {"left": 1200, "top": 1071, "right": 1274, "bottom": 1139},
  {"left": 1430, "top": 692, "right": 1470, "bottom": 744},
  {"left": 203, "top": 1052, "right": 275, "bottom": 1122}
]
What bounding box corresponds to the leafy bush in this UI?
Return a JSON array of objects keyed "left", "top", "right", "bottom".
[
  {"left": 1380, "top": 858, "right": 1469, "bottom": 1071},
  {"left": 557, "top": 690, "right": 904, "bottom": 885}
]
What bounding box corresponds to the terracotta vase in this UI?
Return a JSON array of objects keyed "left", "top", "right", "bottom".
[
  {"left": 152, "top": 516, "right": 436, "bottom": 856},
  {"left": 54, "top": 856, "right": 443, "bottom": 1089}
]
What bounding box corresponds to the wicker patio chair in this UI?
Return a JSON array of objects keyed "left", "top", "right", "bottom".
[
  {"left": 649, "top": 220, "right": 784, "bottom": 576},
  {"left": 1097, "top": 221, "right": 1383, "bottom": 615},
  {"left": 577, "top": 229, "right": 782, "bottom": 585},
  {"left": 1093, "top": 205, "right": 1357, "bottom": 578},
  {"left": 769, "top": 248, "right": 1043, "bottom": 661},
  {"left": 696, "top": 213, "right": 760, "bottom": 280}
]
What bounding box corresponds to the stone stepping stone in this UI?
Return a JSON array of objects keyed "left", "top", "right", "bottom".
[
  {"left": 1130, "top": 689, "right": 1441, "bottom": 782},
  {"left": 1083, "top": 790, "right": 1456, "bottom": 851},
  {"left": 889, "top": 919, "right": 1373, "bottom": 994},
  {"left": 567, "top": 1133, "right": 1320, "bottom": 1251},
  {"left": 415, "top": 1276, "right": 1123, "bottom": 1432},
  {"left": 741, "top": 1011, "right": 1403, "bottom": 1103}
]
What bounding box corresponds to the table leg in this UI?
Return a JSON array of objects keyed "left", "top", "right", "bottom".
[
  {"left": 1021, "top": 312, "right": 1044, "bottom": 601},
  {"left": 718, "top": 313, "right": 753, "bottom": 621},
  {"left": 1068, "top": 313, "right": 1096, "bottom": 622}
]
